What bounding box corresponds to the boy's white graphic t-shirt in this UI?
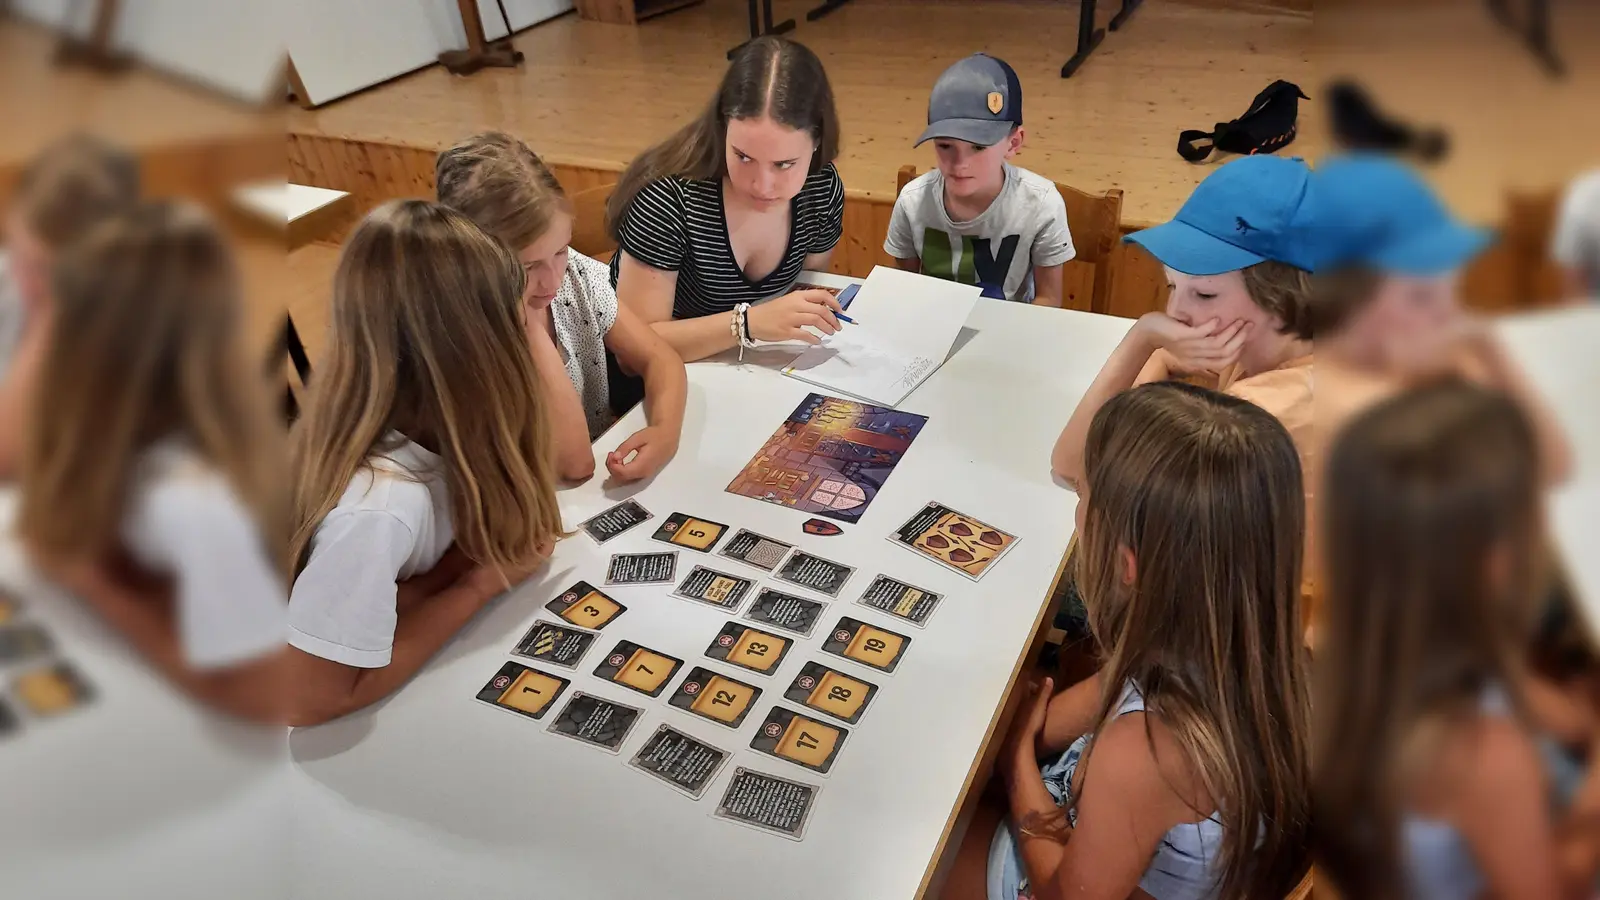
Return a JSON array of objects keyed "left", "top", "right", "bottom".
[
  {"left": 884, "top": 163, "right": 1075, "bottom": 303},
  {"left": 288, "top": 436, "right": 454, "bottom": 668}
]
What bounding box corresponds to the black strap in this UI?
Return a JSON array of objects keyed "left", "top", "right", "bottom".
[{"left": 1177, "top": 128, "right": 1219, "bottom": 162}]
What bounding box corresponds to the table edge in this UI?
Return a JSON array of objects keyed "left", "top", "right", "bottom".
[{"left": 912, "top": 533, "right": 1075, "bottom": 900}]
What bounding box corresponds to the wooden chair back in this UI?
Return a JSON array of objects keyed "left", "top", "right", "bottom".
[
  {"left": 1505, "top": 186, "right": 1567, "bottom": 305},
  {"left": 569, "top": 181, "right": 619, "bottom": 263},
  {"left": 894, "top": 165, "right": 1124, "bottom": 313}
]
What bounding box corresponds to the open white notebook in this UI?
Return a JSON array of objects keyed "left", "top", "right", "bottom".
[{"left": 783, "top": 266, "right": 982, "bottom": 408}]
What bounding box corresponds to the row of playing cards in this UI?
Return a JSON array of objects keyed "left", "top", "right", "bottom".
[
  {"left": 580, "top": 499, "right": 1018, "bottom": 582},
  {"left": 0, "top": 593, "right": 95, "bottom": 740},
  {"left": 508, "top": 613, "right": 911, "bottom": 679}
]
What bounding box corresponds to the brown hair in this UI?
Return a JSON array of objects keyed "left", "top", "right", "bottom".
[
  {"left": 1306, "top": 265, "right": 1383, "bottom": 338},
  {"left": 10, "top": 135, "right": 140, "bottom": 249},
  {"left": 288, "top": 200, "right": 564, "bottom": 579},
  {"left": 1312, "top": 379, "right": 1542, "bottom": 900},
  {"left": 605, "top": 36, "right": 839, "bottom": 240},
  {"left": 435, "top": 131, "right": 571, "bottom": 252},
  {"left": 1076, "top": 381, "right": 1310, "bottom": 900},
  {"left": 17, "top": 201, "right": 284, "bottom": 559},
  {"left": 1241, "top": 259, "right": 1315, "bottom": 341}
]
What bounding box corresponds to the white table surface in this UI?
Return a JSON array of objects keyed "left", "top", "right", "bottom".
[
  {"left": 0, "top": 491, "right": 287, "bottom": 900},
  {"left": 1496, "top": 304, "right": 1600, "bottom": 632},
  {"left": 286, "top": 294, "right": 1133, "bottom": 900}
]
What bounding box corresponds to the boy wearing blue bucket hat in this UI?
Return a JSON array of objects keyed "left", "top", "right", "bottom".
[{"left": 1051, "top": 155, "right": 1319, "bottom": 491}]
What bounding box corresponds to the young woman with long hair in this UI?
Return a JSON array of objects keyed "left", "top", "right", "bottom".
[{"left": 606, "top": 36, "right": 847, "bottom": 365}]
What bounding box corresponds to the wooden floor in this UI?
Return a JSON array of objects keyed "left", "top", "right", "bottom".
[
  {"left": 1314, "top": 0, "right": 1600, "bottom": 224},
  {"left": 0, "top": 20, "right": 272, "bottom": 169},
  {"left": 288, "top": 0, "right": 1318, "bottom": 227}
]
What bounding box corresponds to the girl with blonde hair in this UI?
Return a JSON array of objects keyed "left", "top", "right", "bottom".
[
  {"left": 437, "top": 131, "right": 687, "bottom": 483},
  {"left": 286, "top": 200, "right": 563, "bottom": 725},
  {"left": 17, "top": 200, "right": 286, "bottom": 722}
]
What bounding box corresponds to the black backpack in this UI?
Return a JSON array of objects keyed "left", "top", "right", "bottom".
[{"left": 1178, "top": 80, "right": 1308, "bottom": 162}]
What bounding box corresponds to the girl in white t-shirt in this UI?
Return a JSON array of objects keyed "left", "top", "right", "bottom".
[
  {"left": 16, "top": 201, "right": 287, "bottom": 722},
  {"left": 287, "top": 200, "right": 564, "bottom": 726},
  {"left": 436, "top": 131, "right": 687, "bottom": 483}
]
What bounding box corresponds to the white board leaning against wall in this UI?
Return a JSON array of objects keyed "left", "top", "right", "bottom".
[{"left": 286, "top": 0, "right": 575, "bottom": 107}]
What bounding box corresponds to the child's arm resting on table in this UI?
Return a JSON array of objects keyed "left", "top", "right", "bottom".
[
  {"left": 286, "top": 565, "right": 504, "bottom": 727},
  {"left": 604, "top": 302, "right": 687, "bottom": 482},
  {"left": 285, "top": 512, "right": 541, "bottom": 726},
  {"left": 42, "top": 556, "right": 289, "bottom": 724},
  {"left": 1029, "top": 195, "right": 1074, "bottom": 309},
  {"left": 1051, "top": 315, "right": 1245, "bottom": 489},
  {"left": 1030, "top": 264, "right": 1064, "bottom": 308}
]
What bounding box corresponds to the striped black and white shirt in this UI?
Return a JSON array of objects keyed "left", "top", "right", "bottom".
[{"left": 609, "top": 164, "right": 845, "bottom": 319}]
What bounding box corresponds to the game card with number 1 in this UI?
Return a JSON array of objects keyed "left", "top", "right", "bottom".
[{"left": 476, "top": 660, "right": 570, "bottom": 721}]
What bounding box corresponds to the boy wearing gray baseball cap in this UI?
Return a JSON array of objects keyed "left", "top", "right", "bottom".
[{"left": 884, "top": 53, "right": 1075, "bottom": 305}]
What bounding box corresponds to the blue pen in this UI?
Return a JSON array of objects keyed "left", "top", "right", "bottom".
[{"left": 835, "top": 312, "right": 858, "bottom": 325}]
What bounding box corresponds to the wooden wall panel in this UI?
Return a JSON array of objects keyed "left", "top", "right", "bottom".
[{"left": 288, "top": 134, "right": 1547, "bottom": 324}]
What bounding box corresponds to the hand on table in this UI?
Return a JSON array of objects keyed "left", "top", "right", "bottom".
[
  {"left": 606, "top": 424, "right": 679, "bottom": 483},
  {"left": 747, "top": 290, "right": 843, "bottom": 345},
  {"left": 1135, "top": 313, "right": 1250, "bottom": 377}
]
